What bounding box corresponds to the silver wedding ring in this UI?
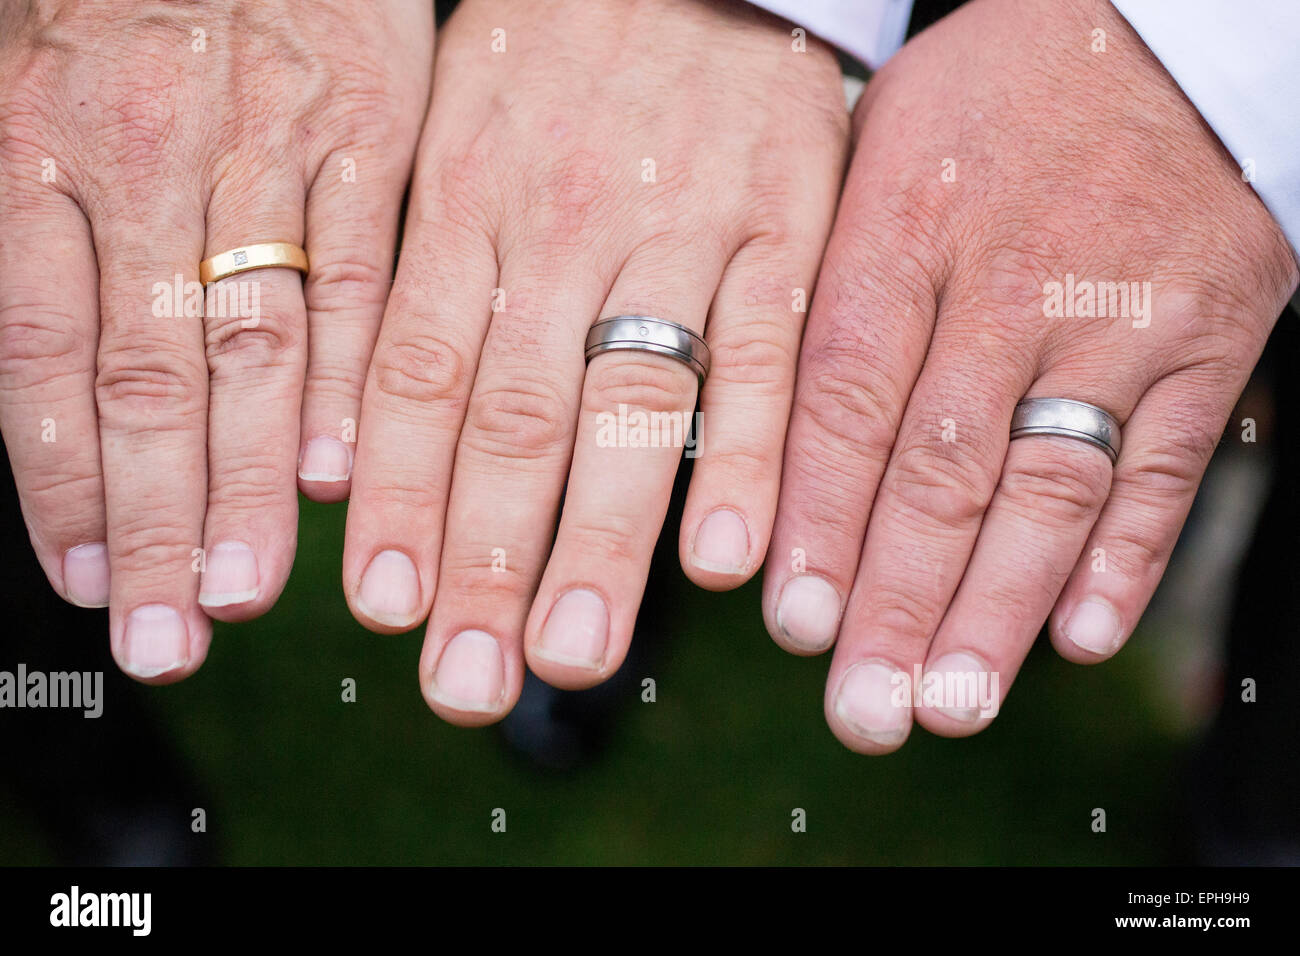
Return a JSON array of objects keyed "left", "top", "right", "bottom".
[
  {"left": 584, "top": 316, "right": 710, "bottom": 384},
  {"left": 1009, "top": 398, "right": 1121, "bottom": 464}
]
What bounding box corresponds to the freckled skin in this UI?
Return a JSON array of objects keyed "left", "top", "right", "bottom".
[
  {"left": 762, "top": 0, "right": 1298, "bottom": 754},
  {"left": 0, "top": 1, "right": 433, "bottom": 682}
]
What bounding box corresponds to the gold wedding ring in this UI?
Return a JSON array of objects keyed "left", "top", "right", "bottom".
[{"left": 200, "top": 241, "right": 309, "bottom": 285}]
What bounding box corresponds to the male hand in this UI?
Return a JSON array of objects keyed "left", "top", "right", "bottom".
[
  {"left": 764, "top": 0, "right": 1299, "bottom": 752},
  {"left": 345, "top": 0, "right": 847, "bottom": 723},
  {"left": 0, "top": 0, "right": 432, "bottom": 680}
]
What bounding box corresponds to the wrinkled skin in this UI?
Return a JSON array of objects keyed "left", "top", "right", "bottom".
[
  {"left": 763, "top": 0, "right": 1298, "bottom": 753},
  {"left": 0, "top": 0, "right": 432, "bottom": 681},
  {"left": 344, "top": 0, "right": 848, "bottom": 724}
]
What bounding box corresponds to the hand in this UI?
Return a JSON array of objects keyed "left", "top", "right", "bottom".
[
  {"left": 763, "top": 0, "right": 1299, "bottom": 752},
  {"left": 345, "top": 0, "right": 847, "bottom": 723},
  {"left": 0, "top": 1, "right": 432, "bottom": 681}
]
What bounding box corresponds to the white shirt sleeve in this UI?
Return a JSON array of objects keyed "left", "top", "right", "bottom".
[
  {"left": 742, "top": 0, "right": 914, "bottom": 69},
  {"left": 1110, "top": 0, "right": 1300, "bottom": 259}
]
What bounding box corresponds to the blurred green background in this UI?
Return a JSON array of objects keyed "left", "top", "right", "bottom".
[{"left": 3, "top": 496, "right": 1188, "bottom": 865}]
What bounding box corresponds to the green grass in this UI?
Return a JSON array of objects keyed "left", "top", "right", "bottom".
[{"left": 11, "top": 497, "right": 1189, "bottom": 865}]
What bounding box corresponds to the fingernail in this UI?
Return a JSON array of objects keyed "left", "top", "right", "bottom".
[
  {"left": 833, "top": 660, "right": 911, "bottom": 747},
  {"left": 923, "top": 652, "right": 993, "bottom": 722},
  {"left": 429, "top": 629, "right": 505, "bottom": 713},
  {"left": 1064, "top": 597, "right": 1123, "bottom": 655},
  {"left": 776, "top": 575, "right": 841, "bottom": 652},
  {"left": 355, "top": 550, "right": 421, "bottom": 627},
  {"left": 536, "top": 588, "right": 609, "bottom": 669},
  {"left": 690, "top": 507, "right": 750, "bottom": 574},
  {"left": 298, "top": 436, "right": 353, "bottom": 482},
  {"left": 198, "top": 541, "right": 259, "bottom": 607},
  {"left": 122, "top": 604, "right": 189, "bottom": 678},
  {"left": 64, "top": 542, "right": 110, "bottom": 608}
]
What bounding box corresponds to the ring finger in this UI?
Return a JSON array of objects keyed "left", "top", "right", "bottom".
[
  {"left": 418, "top": 246, "right": 613, "bottom": 724},
  {"left": 197, "top": 165, "right": 308, "bottom": 619},
  {"left": 915, "top": 383, "right": 1138, "bottom": 737}
]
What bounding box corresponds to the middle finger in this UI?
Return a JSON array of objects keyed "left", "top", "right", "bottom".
[
  {"left": 419, "top": 242, "right": 611, "bottom": 723},
  {"left": 824, "top": 310, "right": 1034, "bottom": 753},
  {"left": 91, "top": 190, "right": 210, "bottom": 682}
]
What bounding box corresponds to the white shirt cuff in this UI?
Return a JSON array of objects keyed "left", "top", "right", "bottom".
[
  {"left": 1110, "top": 0, "right": 1300, "bottom": 260},
  {"left": 743, "top": 0, "right": 914, "bottom": 69}
]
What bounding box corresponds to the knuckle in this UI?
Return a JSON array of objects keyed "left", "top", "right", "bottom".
[
  {"left": 464, "top": 377, "right": 571, "bottom": 461},
  {"left": 305, "top": 256, "right": 392, "bottom": 313},
  {"left": 317, "top": 83, "right": 410, "bottom": 148},
  {"left": 946, "top": 255, "right": 1049, "bottom": 339},
  {"left": 699, "top": 443, "right": 776, "bottom": 483},
  {"left": 886, "top": 440, "right": 997, "bottom": 531},
  {"left": 532, "top": 149, "right": 616, "bottom": 231},
  {"left": 1120, "top": 446, "right": 1207, "bottom": 500},
  {"left": 206, "top": 461, "right": 284, "bottom": 510},
  {"left": 780, "top": 450, "right": 871, "bottom": 529},
  {"left": 0, "top": 43, "right": 62, "bottom": 133},
  {"left": 708, "top": 323, "right": 795, "bottom": 392},
  {"left": 852, "top": 180, "right": 947, "bottom": 268},
  {"left": 358, "top": 473, "right": 440, "bottom": 512},
  {"left": 204, "top": 302, "right": 303, "bottom": 369},
  {"left": 829, "top": 212, "right": 942, "bottom": 311},
  {"left": 111, "top": 527, "right": 193, "bottom": 573},
  {"left": 1125, "top": 388, "right": 1224, "bottom": 490},
  {"left": 0, "top": 99, "right": 52, "bottom": 167},
  {"left": 370, "top": 330, "right": 470, "bottom": 408},
  {"left": 985, "top": 562, "right": 1062, "bottom": 612},
  {"left": 585, "top": 354, "right": 696, "bottom": 419},
  {"left": 0, "top": 313, "right": 85, "bottom": 388},
  {"left": 975, "top": 232, "right": 1061, "bottom": 294},
  {"left": 424, "top": 150, "right": 499, "bottom": 237},
  {"left": 21, "top": 470, "right": 103, "bottom": 534},
  {"left": 303, "top": 357, "right": 367, "bottom": 402},
  {"left": 561, "top": 514, "right": 643, "bottom": 567},
  {"left": 1160, "top": 280, "right": 1276, "bottom": 366},
  {"left": 93, "top": 73, "right": 184, "bottom": 173},
  {"left": 1166, "top": 409, "right": 1225, "bottom": 468},
  {"left": 861, "top": 583, "right": 936, "bottom": 642},
  {"left": 1097, "top": 496, "right": 1180, "bottom": 580},
  {"left": 1001, "top": 448, "right": 1109, "bottom": 525},
  {"left": 1174, "top": 229, "right": 1296, "bottom": 327},
  {"left": 1102, "top": 514, "right": 1171, "bottom": 577},
  {"left": 438, "top": 552, "right": 534, "bottom": 600},
  {"left": 94, "top": 345, "right": 205, "bottom": 425},
  {"left": 796, "top": 339, "right": 902, "bottom": 458}
]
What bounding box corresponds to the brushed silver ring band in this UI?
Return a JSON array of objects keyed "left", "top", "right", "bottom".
[
  {"left": 1009, "top": 398, "right": 1121, "bottom": 464},
  {"left": 584, "top": 316, "right": 710, "bottom": 384}
]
